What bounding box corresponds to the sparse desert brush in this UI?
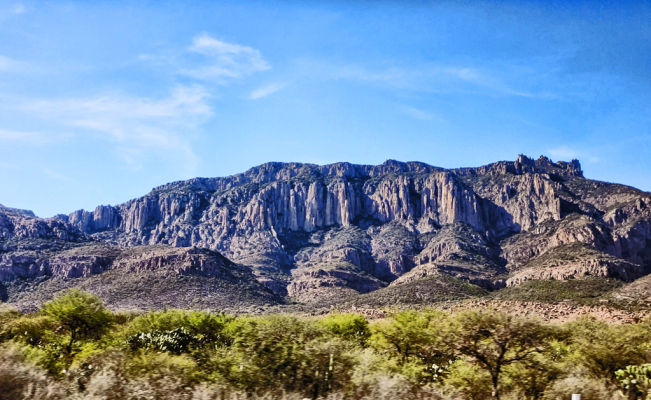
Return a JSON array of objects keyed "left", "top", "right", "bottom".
[
  {"left": 2, "top": 289, "right": 651, "bottom": 399},
  {"left": 0, "top": 345, "right": 64, "bottom": 400}
]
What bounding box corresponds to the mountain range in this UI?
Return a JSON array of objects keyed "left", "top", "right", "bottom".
[{"left": 1, "top": 154, "right": 650, "bottom": 312}]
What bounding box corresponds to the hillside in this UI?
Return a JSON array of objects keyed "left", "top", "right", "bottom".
[{"left": 1, "top": 154, "right": 650, "bottom": 311}]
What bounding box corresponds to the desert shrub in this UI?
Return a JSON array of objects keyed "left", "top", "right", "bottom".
[
  {"left": 503, "top": 354, "right": 564, "bottom": 400},
  {"left": 502, "top": 339, "right": 570, "bottom": 400},
  {"left": 0, "top": 307, "right": 22, "bottom": 342},
  {"left": 65, "top": 349, "right": 198, "bottom": 399},
  {"left": 369, "top": 309, "right": 454, "bottom": 386},
  {"left": 0, "top": 345, "right": 64, "bottom": 400},
  {"left": 65, "top": 349, "right": 129, "bottom": 396},
  {"left": 318, "top": 313, "right": 370, "bottom": 347},
  {"left": 543, "top": 375, "right": 616, "bottom": 400},
  {"left": 4, "top": 314, "right": 55, "bottom": 346},
  {"left": 567, "top": 317, "right": 651, "bottom": 386},
  {"left": 208, "top": 315, "right": 355, "bottom": 398},
  {"left": 111, "top": 310, "right": 140, "bottom": 326}
]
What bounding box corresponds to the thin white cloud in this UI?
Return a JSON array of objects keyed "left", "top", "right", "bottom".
[
  {"left": 301, "top": 59, "right": 551, "bottom": 98},
  {"left": 0, "top": 161, "right": 18, "bottom": 169},
  {"left": 22, "top": 85, "right": 211, "bottom": 175},
  {"left": 549, "top": 145, "right": 579, "bottom": 161},
  {"left": 404, "top": 107, "right": 433, "bottom": 121},
  {"left": 0, "top": 55, "right": 32, "bottom": 73},
  {"left": 181, "top": 34, "right": 271, "bottom": 81},
  {"left": 0, "top": 55, "right": 15, "bottom": 71},
  {"left": 549, "top": 145, "right": 599, "bottom": 163},
  {"left": 249, "top": 82, "right": 286, "bottom": 100},
  {"left": 12, "top": 4, "right": 25, "bottom": 14},
  {"left": 0, "top": 128, "right": 49, "bottom": 143},
  {"left": 43, "top": 168, "right": 70, "bottom": 181}
]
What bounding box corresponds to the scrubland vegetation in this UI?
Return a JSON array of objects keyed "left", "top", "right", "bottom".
[{"left": 2, "top": 289, "right": 651, "bottom": 400}]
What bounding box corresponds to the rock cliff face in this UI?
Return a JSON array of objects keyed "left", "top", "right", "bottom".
[{"left": 2, "top": 155, "right": 651, "bottom": 308}]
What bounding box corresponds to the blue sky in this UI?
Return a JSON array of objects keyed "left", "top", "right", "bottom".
[{"left": 0, "top": 0, "right": 649, "bottom": 217}]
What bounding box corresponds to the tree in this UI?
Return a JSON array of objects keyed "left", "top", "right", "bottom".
[
  {"left": 444, "top": 311, "right": 554, "bottom": 400},
  {"left": 41, "top": 289, "right": 112, "bottom": 358},
  {"left": 567, "top": 317, "right": 651, "bottom": 386},
  {"left": 319, "top": 312, "right": 370, "bottom": 347},
  {"left": 369, "top": 309, "right": 454, "bottom": 385}
]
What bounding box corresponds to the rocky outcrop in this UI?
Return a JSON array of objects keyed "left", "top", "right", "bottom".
[
  {"left": 0, "top": 244, "right": 245, "bottom": 283},
  {"left": 0, "top": 207, "right": 88, "bottom": 243},
  {"left": 67, "top": 205, "right": 119, "bottom": 233},
  {"left": 499, "top": 215, "right": 618, "bottom": 270},
  {"left": 3, "top": 154, "right": 651, "bottom": 307},
  {"left": 506, "top": 258, "right": 642, "bottom": 286},
  {"left": 287, "top": 269, "right": 384, "bottom": 303}
]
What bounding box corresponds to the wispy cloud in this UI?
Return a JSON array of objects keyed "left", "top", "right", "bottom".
[
  {"left": 43, "top": 168, "right": 70, "bottom": 181},
  {"left": 300, "top": 59, "right": 553, "bottom": 98},
  {"left": 0, "top": 161, "right": 18, "bottom": 170},
  {"left": 249, "top": 82, "right": 286, "bottom": 99},
  {"left": 181, "top": 34, "right": 271, "bottom": 81},
  {"left": 0, "top": 55, "right": 16, "bottom": 71},
  {"left": 21, "top": 85, "right": 212, "bottom": 175},
  {"left": 0, "top": 128, "right": 49, "bottom": 143},
  {"left": 403, "top": 107, "right": 433, "bottom": 121},
  {"left": 549, "top": 146, "right": 579, "bottom": 160},
  {"left": 0, "top": 55, "right": 33, "bottom": 73},
  {"left": 549, "top": 145, "right": 599, "bottom": 163},
  {"left": 12, "top": 4, "right": 25, "bottom": 14}
]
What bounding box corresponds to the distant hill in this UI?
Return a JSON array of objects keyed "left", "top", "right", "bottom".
[{"left": 1, "top": 154, "right": 650, "bottom": 311}]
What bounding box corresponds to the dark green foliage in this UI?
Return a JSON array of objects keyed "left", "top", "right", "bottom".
[
  {"left": 211, "top": 315, "right": 356, "bottom": 398},
  {"left": 124, "top": 309, "right": 235, "bottom": 347}
]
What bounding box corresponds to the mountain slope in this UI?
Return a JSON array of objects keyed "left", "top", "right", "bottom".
[{"left": 1, "top": 154, "right": 650, "bottom": 309}]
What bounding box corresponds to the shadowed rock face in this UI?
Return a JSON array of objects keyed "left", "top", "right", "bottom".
[{"left": 2, "top": 154, "right": 651, "bottom": 308}]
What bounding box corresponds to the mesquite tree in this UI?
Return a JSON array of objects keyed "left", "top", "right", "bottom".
[
  {"left": 42, "top": 289, "right": 112, "bottom": 359},
  {"left": 444, "top": 311, "right": 555, "bottom": 400}
]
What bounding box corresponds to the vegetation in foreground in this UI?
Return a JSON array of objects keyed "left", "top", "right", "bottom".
[{"left": 2, "top": 289, "right": 651, "bottom": 399}]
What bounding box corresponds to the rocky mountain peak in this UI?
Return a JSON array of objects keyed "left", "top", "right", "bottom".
[{"left": 0, "top": 154, "right": 648, "bottom": 310}]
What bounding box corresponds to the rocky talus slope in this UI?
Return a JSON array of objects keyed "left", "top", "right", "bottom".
[{"left": 1, "top": 154, "right": 650, "bottom": 311}]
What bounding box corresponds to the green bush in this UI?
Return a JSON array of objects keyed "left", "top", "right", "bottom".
[
  {"left": 318, "top": 313, "right": 370, "bottom": 347},
  {"left": 369, "top": 309, "right": 454, "bottom": 386},
  {"left": 2, "top": 288, "right": 651, "bottom": 399},
  {"left": 567, "top": 317, "right": 651, "bottom": 385}
]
